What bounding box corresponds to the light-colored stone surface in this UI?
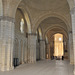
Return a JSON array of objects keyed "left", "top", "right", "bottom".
[
  {"left": 28, "top": 34, "right": 37, "bottom": 63},
  {"left": 36, "top": 41, "right": 40, "bottom": 60},
  {"left": 0, "top": 0, "right": 74, "bottom": 72},
  {"left": 69, "top": 32, "right": 74, "bottom": 64},
  {"left": 71, "top": 7, "right": 75, "bottom": 74},
  {"left": 0, "top": 18, "right": 15, "bottom": 71},
  {"left": 46, "top": 44, "right": 51, "bottom": 59},
  {"left": 40, "top": 40, "right": 46, "bottom": 59},
  {"left": 0, "top": 60, "right": 73, "bottom": 75}
]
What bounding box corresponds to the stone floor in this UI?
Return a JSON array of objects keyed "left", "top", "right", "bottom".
[{"left": 0, "top": 60, "right": 74, "bottom": 75}]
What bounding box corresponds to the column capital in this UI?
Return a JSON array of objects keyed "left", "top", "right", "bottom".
[
  {"left": 0, "top": 16, "right": 15, "bottom": 23},
  {"left": 26, "top": 33, "right": 37, "bottom": 38}
]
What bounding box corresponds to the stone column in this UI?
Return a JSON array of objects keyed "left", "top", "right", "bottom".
[
  {"left": 36, "top": 40, "right": 40, "bottom": 60},
  {"left": 64, "top": 41, "right": 68, "bottom": 59},
  {"left": 46, "top": 43, "right": 50, "bottom": 59},
  {"left": 0, "top": 16, "right": 15, "bottom": 71},
  {"left": 28, "top": 33, "right": 37, "bottom": 63},
  {"left": 18, "top": 40, "right": 21, "bottom": 64},
  {"left": 24, "top": 38, "right": 28, "bottom": 63},
  {"left": 71, "top": 7, "right": 75, "bottom": 74},
  {"left": 21, "top": 42, "right": 24, "bottom": 64},
  {"left": 40, "top": 40, "right": 46, "bottom": 60},
  {"left": 69, "top": 31, "right": 74, "bottom": 64},
  {"left": 67, "top": 40, "right": 70, "bottom": 60}
]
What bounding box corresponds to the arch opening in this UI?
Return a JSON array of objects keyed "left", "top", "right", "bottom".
[
  {"left": 54, "top": 33, "right": 64, "bottom": 59},
  {"left": 45, "top": 32, "right": 68, "bottom": 60},
  {"left": 13, "top": 2, "right": 32, "bottom": 67},
  {"left": 36, "top": 16, "right": 69, "bottom": 61},
  {"left": 45, "top": 27, "right": 69, "bottom": 60}
]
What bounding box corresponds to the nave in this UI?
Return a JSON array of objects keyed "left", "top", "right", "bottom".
[{"left": 0, "top": 0, "right": 75, "bottom": 74}]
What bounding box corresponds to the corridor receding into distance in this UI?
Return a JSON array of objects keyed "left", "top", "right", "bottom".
[{"left": 0, "top": 0, "right": 74, "bottom": 75}]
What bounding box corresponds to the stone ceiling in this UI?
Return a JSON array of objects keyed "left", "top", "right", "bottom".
[
  {"left": 38, "top": 17, "right": 68, "bottom": 42},
  {"left": 19, "top": 0, "right": 72, "bottom": 36},
  {"left": 39, "top": 17, "right": 68, "bottom": 34},
  {"left": 19, "top": 0, "right": 73, "bottom": 42},
  {"left": 24, "top": 0, "right": 69, "bottom": 11},
  {"left": 22, "top": 0, "right": 71, "bottom": 33}
]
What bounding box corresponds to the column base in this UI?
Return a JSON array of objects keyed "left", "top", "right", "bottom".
[{"left": 1, "top": 66, "right": 14, "bottom": 71}]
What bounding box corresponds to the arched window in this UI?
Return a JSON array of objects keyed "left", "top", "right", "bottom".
[{"left": 20, "top": 18, "right": 24, "bottom": 33}]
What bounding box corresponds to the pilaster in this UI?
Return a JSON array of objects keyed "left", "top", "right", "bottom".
[
  {"left": 69, "top": 31, "right": 74, "bottom": 64},
  {"left": 70, "top": 7, "right": 75, "bottom": 74},
  {"left": 18, "top": 40, "right": 21, "bottom": 64},
  {"left": 46, "top": 43, "right": 50, "bottom": 59},
  {"left": 21, "top": 42, "right": 24, "bottom": 64},
  {"left": 24, "top": 38, "right": 28, "bottom": 63}
]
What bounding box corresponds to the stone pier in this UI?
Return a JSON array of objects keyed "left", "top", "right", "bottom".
[
  {"left": 28, "top": 33, "right": 37, "bottom": 63},
  {"left": 0, "top": 16, "right": 15, "bottom": 71}
]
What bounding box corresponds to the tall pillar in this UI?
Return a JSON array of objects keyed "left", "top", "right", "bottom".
[
  {"left": 21, "top": 42, "right": 24, "bottom": 64},
  {"left": 46, "top": 43, "right": 50, "bottom": 59},
  {"left": 0, "top": 16, "right": 15, "bottom": 71},
  {"left": 71, "top": 7, "right": 75, "bottom": 74},
  {"left": 18, "top": 40, "right": 21, "bottom": 64},
  {"left": 28, "top": 33, "right": 37, "bottom": 63},
  {"left": 67, "top": 40, "right": 70, "bottom": 60},
  {"left": 36, "top": 40, "right": 40, "bottom": 60},
  {"left": 64, "top": 41, "right": 68, "bottom": 59},
  {"left": 40, "top": 40, "right": 46, "bottom": 60},
  {"left": 69, "top": 31, "right": 74, "bottom": 64},
  {"left": 24, "top": 38, "right": 28, "bottom": 63}
]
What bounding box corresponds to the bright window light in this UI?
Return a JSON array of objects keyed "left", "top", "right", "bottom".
[
  {"left": 59, "top": 38, "right": 62, "bottom": 41},
  {"left": 20, "top": 18, "right": 24, "bottom": 33}
]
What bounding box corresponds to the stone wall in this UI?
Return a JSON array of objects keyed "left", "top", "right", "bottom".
[{"left": 14, "top": 8, "right": 28, "bottom": 64}]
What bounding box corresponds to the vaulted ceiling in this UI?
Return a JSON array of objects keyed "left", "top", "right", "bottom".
[
  {"left": 22, "top": 0, "right": 71, "bottom": 42},
  {"left": 39, "top": 17, "right": 68, "bottom": 33},
  {"left": 38, "top": 17, "right": 68, "bottom": 43},
  {"left": 24, "top": 0, "right": 70, "bottom": 12},
  {"left": 4, "top": 0, "right": 73, "bottom": 41}
]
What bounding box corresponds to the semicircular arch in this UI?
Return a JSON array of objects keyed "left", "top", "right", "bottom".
[{"left": 32, "top": 12, "right": 70, "bottom": 33}]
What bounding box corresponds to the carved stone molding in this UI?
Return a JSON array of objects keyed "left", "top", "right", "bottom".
[
  {"left": 0, "top": 16, "right": 15, "bottom": 23},
  {"left": 26, "top": 33, "right": 37, "bottom": 37}
]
